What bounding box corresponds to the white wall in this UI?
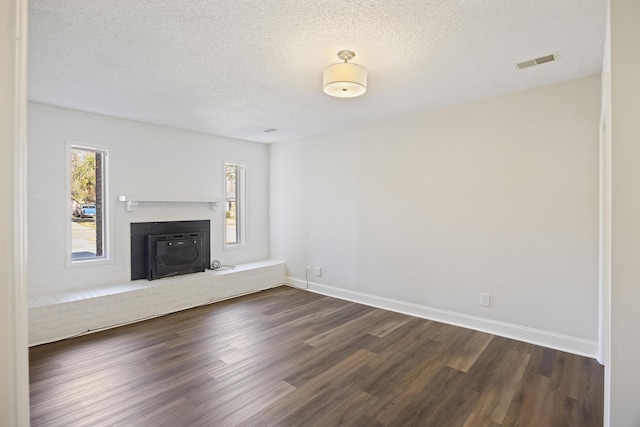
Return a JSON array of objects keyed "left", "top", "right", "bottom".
[
  {"left": 270, "top": 74, "right": 600, "bottom": 348},
  {"left": 607, "top": 0, "right": 640, "bottom": 425},
  {"left": 28, "top": 102, "right": 269, "bottom": 296}
]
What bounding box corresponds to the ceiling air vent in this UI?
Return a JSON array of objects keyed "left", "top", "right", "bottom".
[{"left": 515, "top": 54, "right": 556, "bottom": 70}]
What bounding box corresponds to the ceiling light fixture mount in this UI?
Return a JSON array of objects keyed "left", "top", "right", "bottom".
[
  {"left": 336, "top": 50, "right": 355, "bottom": 62},
  {"left": 323, "top": 50, "right": 367, "bottom": 98}
]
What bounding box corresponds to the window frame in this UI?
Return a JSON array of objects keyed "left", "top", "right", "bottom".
[
  {"left": 224, "top": 161, "right": 246, "bottom": 248},
  {"left": 66, "top": 141, "right": 111, "bottom": 267}
]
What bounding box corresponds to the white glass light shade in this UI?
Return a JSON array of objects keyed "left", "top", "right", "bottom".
[{"left": 322, "top": 62, "right": 367, "bottom": 98}]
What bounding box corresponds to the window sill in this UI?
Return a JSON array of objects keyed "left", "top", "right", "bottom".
[
  {"left": 224, "top": 242, "right": 246, "bottom": 250},
  {"left": 67, "top": 256, "right": 112, "bottom": 268}
]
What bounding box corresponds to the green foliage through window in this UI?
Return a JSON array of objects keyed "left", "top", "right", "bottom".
[{"left": 71, "top": 149, "right": 96, "bottom": 203}]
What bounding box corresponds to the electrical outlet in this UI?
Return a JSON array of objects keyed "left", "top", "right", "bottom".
[
  {"left": 480, "top": 293, "right": 491, "bottom": 307},
  {"left": 315, "top": 267, "right": 322, "bottom": 277}
]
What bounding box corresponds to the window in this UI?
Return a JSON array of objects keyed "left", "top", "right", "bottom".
[
  {"left": 225, "top": 163, "right": 245, "bottom": 245},
  {"left": 69, "top": 145, "right": 108, "bottom": 262}
]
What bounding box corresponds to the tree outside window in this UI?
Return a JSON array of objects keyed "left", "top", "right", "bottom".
[
  {"left": 225, "top": 163, "right": 244, "bottom": 245},
  {"left": 70, "top": 146, "right": 106, "bottom": 261}
]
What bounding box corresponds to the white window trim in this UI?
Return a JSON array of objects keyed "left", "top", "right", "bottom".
[
  {"left": 224, "top": 161, "right": 247, "bottom": 248},
  {"left": 65, "top": 140, "right": 112, "bottom": 267}
]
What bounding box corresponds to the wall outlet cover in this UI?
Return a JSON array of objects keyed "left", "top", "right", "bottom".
[{"left": 480, "top": 293, "right": 491, "bottom": 307}]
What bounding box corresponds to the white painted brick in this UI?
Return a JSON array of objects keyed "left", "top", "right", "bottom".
[
  {"left": 28, "top": 102, "right": 269, "bottom": 297},
  {"left": 28, "top": 261, "right": 285, "bottom": 345}
]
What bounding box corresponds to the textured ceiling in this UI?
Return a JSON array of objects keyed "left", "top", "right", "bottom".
[{"left": 28, "top": 0, "right": 607, "bottom": 143}]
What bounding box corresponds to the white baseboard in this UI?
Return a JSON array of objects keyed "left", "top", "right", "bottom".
[{"left": 285, "top": 277, "right": 598, "bottom": 359}]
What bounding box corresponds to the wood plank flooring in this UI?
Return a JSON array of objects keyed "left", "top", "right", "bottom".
[{"left": 29, "top": 286, "right": 604, "bottom": 426}]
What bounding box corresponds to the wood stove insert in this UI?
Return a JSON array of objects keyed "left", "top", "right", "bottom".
[{"left": 130, "top": 220, "right": 210, "bottom": 280}]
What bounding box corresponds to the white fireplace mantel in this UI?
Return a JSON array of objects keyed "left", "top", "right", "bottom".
[{"left": 118, "top": 195, "right": 227, "bottom": 212}]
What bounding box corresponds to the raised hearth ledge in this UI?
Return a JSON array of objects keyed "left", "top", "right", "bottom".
[{"left": 28, "top": 260, "right": 285, "bottom": 346}]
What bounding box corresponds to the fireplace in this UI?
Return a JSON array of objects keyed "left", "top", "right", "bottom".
[{"left": 130, "top": 220, "right": 210, "bottom": 280}]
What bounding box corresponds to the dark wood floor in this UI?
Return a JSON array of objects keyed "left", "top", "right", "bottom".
[{"left": 29, "top": 286, "right": 603, "bottom": 427}]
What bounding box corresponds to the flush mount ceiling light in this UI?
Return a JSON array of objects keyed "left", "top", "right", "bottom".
[{"left": 323, "top": 50, "right": 367, "bottom": 98}]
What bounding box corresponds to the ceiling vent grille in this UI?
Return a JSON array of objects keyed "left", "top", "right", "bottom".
[{"left": 515, "top": 54, "right": 557, "bottom": 70}]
